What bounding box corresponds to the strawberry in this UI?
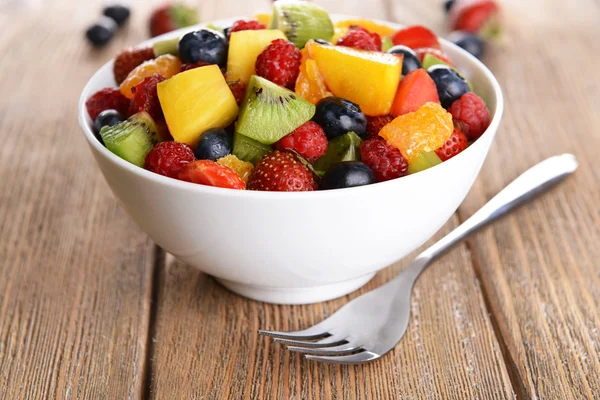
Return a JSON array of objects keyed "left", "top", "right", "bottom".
[
  {"left": 85, "top": 88, "right": 130, "bottom": 120},
  {"left": 247, "top": 151, "right": 318, "bottom": 192},
  {"left": 450, "top": 0, "right": 500, "bottom": 38},
  {"left": 391, "top": 26, "right": 440, "bottom": 50},
  {"left": 179, "top": 160, "right": 246, "bottom": 189},
  {"left": 149, "top": 3, "right": 199, "bottom": 38},
  {"left": 435, "top": 128, "right": 469, "bottom": 161},
  {"left": 390, "top": 69, "right": 440, "bottom": 117},
  {"left": 414, "top": 48, "right": 456, "bottom": 67},
  {"left": 113, "top": 47, "right": 156, "bottom": 85}
]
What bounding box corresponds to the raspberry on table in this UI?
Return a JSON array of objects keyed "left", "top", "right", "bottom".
[
  {"left": 227, "top": 19, "right": 266, "bottom": 39},
  {"left": 144, "top": 141, "right": 195, "bottom": 178},
  {"left": 336, "top": 25, "right": 382, "bottom": 51},
  {"left": 113, "top": 47, "right": 156, "bottom": 85},
  {"left": 255, "top": 39, "right": 302, "bottom": 89},
  {"left": 129, "top": 74, "right": 165, "bottom": 123},
  {"left": 366, "top": 115, "right": 394, "bottom": 138},
  {"left": 273, "top": 121, "right": 328, "bottom": 163},
  {"left": 247, "top": 151, "right": 318, "bottom": 192},
  {"left": 360, "top": 137, "right": 409, "bottom": 182},
  {"left": 435, "top": 128, "right": 469, "bottom": 161},
  {"left": 86, "top": 88, "right": 130, "bottom": 120},
  {"left": 448, "top": 92, "right": 491, "bottom": 140}
]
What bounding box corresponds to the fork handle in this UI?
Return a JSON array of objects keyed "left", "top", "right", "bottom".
[{"left": 417, "top": 154, "right": 578, "bottom": 265}]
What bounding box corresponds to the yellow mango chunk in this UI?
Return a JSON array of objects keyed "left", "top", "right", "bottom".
[
  {"left": 253, "top": 13, "right": 272, "bottom": 27},
  {"left": 334, "top": 19, "right": 396, "bottom": 38},
  {"left": 158, "top": 65, "right": 239, "bottom": 146},
  {"left": 226, "top": 29, "right": 286, "bottom": 84}
]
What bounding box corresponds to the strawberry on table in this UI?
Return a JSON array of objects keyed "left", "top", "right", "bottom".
[
  {"left": 435, "top": 128, "right": 469, "bottom": 161},
  {"left": 247, "top": 151, "right": 318, "bottom": 192},
  {"left": 113, "top": 47, "right": 156, "bottom": 85},
  {"left": 179, "top": 160, "right": 246, "bottom": 189},
  {"left": 448, "top": 92, "right": 491, "bottom": 140},
  {"left": 391, "top": 25, "right": 440, "bottom": 50},
  {"left": 86, "top": 88, "right": 130, "bottom": 120},
  {"left": 149, "top": 3, "right": 199, "bottom": 38},
  {"left": 450, "top": 0, "right": 501, "bottom": 39}
]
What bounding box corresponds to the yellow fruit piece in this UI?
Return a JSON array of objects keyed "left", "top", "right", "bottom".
[
  {"left": 334, "top": 19, "right": 396, "bottom": 37},
  {"left": 307, "top": 41, "right": 402, "bottom": 116},
  {"left": 253, "top": 13, "right": 272, "bottom": 27},
  {"left": 379, "top": 102, "right": 454, "bottom": 163},
  {"left": 331, "top": 27, "right": 348, "bottom": 44},
  {"left": 217, "top": 155, "right": 254, "bottom": 183},
  {"left": 226, "top": 29, "right": 286, "bottom": 84},
  {"left": 120, "top": 55, "right": 181, "bottom": 99},
  {"left": 157, "top": 65, "right": 239, "bottom": 146},
  {"left": 295, "top": 48, "right": 333, "bottom": 104}
]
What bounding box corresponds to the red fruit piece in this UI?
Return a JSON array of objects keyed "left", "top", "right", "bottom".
[
  {"left": 179, "top": 160, "right": 246, "bottom": 189},
  {"left": 129, "top": 74, "right": 165, "bottom": 122},
  {"left": 86, "top": 88, "right": 130, "bottom": 120},
  {"left": 336, "top": 25, "right": 382, "bottom": 52},
  {"left": 390, "top": 69, "right": 440, "bottom": 117},
  {"left": 360, "top": 137, "right": 409, "bottom": 182},
  {"left": 391, "top": 25, "right": 440, "bottom": 50},
  {"left": 113, "top": 47, "right": 156, "bottom": 85},
  {"left": 144, "top": 141, "right": 195, "bottom": 178},
  {"left": 247, "top": 151, "right": 318, "bottom": 192},
  {"left": 448, "top": 92, "right": 491, "bottom": 140},
  {"left": 228, "top": 19, "right": 266, "bottom": 40},
  {"left": 451, "top": 0, "right": 500, "bottom": 34},
  {"left": 149, "top": 4, "right": 199, "bottom": 37},
  {"left": 180, "top": 61, "right": 210, "bottom": 72},
  {"left": 227, "top": 81, "right": 247, "bottom": 105},
  {"left": 414, "top": 48, "right": 456, "bottom": 67},
  {"left": 366, "top": 115, "right": 394, "bottom": 138},
  {"left": 274, "top": 121, "right": 328, "bottom": 163},
  {"left": 435, "top": 128, "right": 469, "bottom": 161},
  {"left": 255, "top": 39, "right": 302, "bottom": 89}
]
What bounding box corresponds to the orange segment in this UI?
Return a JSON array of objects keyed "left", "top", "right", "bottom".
[
  {"left": 120, "top": 55, "right": 181, "bottom": 99},
  {"left": 295, "top": 48, "right": 333, "bottom": 104},
  {"left": 379, "top": 102, "right": 453, "bottom": 163},
  {"left": 334, "top": 19, "right": 396, "bottom": 37}
]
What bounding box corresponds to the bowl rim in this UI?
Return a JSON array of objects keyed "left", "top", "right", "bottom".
[{"left": 78, "top": 14, "right": 504, "bottom": 199}]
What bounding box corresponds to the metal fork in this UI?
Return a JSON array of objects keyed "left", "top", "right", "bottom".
[{"left": 259, "top": 154, "right": 579, "bottom": 364}]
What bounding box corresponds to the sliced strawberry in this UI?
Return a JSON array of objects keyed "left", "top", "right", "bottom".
[
  {"left": 450, "top": 0, "right": 500, "bottom": 34},
  {"left": 435, "top": 128, "right": 469, "bottom": 161},
  {"left": 390, "top": 69, "right": 440, "bottom": 117},
  {"left": 414, "top": 48, "right": 456, "bottom": 68},
  {"left": 178, "top": 160, "right": 246, "bottom": 190},
  {"left": 391, "top": 26, "right": 440, "bottom": 50}
]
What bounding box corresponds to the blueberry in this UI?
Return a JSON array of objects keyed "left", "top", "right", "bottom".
[
  {"left": 103, "top": 4, "right": 131, "bottom": 27},
  {"left": 428, "top": 65, "right": 470, "bottom": 108},
  {"left": 388, "top": 45, "right": 422, "bottom": 76},
  {"left": 314, "top": 39, "right": 332, "bottom": 46},
  {"left": 194, "top": 128, "right": 232, "bottom": 160},
  {"left": 448, "top": 31, "right": 485, "bottom": 60},
  {"left": 85, "top": 17, "right": 117, "bottom": 48},
  {"left": 94, "top": 110, "right": 124, "bottom": 145},
  {"left": 178, "top": 29, "right": 228, "bottom": 67},
  {"left": 444, "top": 0, "right": 456, "bottom": 13},
  {"left": 320, "top": 161, "right": 376, "bottom": 190},
  {"left": 313, "top": 97, "right": 367, "bottom": 140}
]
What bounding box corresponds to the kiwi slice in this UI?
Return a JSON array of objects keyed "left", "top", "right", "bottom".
[
  {"left": 153, "top": 37, "right": 180, "bottom": 56},
  {"left": 269, "top": 0, "right": 334, "bottom": 48},
  {"left": 313, "top": 131, "right": 362, "bottom": 176},
  {"left": 422, "top": 53, "right": 453, "bottom": 70},
  {"left": 232, "top": 130, "right": 273, "bottom": 164},
  {"left": 407, "top": 151, "right": 442, "bottom": 174},
  {"left": 381, "top": 37, "right": 394, "bottom": 52},
  {"left": 100, "top": 112, "right": 158, "bottom": 167},
  {"left": 235, "top": 75, "right": 316, "bottom": 145}
]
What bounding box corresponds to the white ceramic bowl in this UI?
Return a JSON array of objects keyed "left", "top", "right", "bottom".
[{"left": 78, "top": 16, "right": 503, "bottom": 304}]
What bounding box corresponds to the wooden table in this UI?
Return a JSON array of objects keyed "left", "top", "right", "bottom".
[{"left": 1, "top": 0, "right": 599, "bottom": 398}]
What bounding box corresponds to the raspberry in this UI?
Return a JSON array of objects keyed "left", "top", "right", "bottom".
[
  {"left": 255, "top": 39, "right": 302, "bottom": 89},
  {"left": 366, "top": 115, "right": 394, "bottom": 138},
  {"left": 180, "top": 61, "right": 211, "bottom": 72},
  {"left": 227, "top": 80, "right": 247, "bottom": 105},
  {"left": 448, "top": 92, "right": 491, "bottom": 140},
  {"left": 144, "top": 142, "right": 195, "bottom": 179},
  {"left": 336, "top": 26, "right": 382, "bottom": 51},
  {"left": 129, "top": 74, "right": 165, "bottom": 122},
  {"left": 247, "top": 151, "right": 318, "bottom": 192},
  {"left": 360, "top": 137, "right": 408, "bottom": 182},
  {"left": 435, "top": 128, "right": 469, "bottom": 161},
  {"left": 113, "top": 47, "right": 156, "bottom": 85},
  {"left": 86, "top": 88, "right": 130, "bottom": 120},
  {"left": 227, "top": 19, "right": 266, "bottom": 39},
  {"left": 273, "top": 121, "right": 328, "bottom": 163}
]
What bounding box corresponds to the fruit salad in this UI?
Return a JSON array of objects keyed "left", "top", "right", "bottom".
[{"left": 85, "top": 0, "right": 492, "bottom": 192}]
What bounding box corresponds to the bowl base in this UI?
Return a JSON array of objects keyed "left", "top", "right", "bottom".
[{"left": 215, "top": 273, "right": 376, "bottom": 305}]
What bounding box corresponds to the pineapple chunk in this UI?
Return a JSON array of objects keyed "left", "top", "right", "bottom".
[
  {"left": 226, "top": 29, "right": 286, "bottom": 84},
  {"left": 157, "top": 65, "right": 239, "bottom": 146}
]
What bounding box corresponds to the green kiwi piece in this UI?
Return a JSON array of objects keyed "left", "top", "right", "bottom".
[
  {"left": 313, "top": 132, "right": 362, "bottom": 176},
  {"left": 232, "top": 131, "right": 273, "bottom": 164},
  {"left": 381, "top": 37, "right": 394, "bottom": 52},
  {"left": 269, "top": 0, "right": 334, "bottom": 48},
  {"left": 100, "top": 112, "right": 158, "bottom": 167},
  {"left": 235, "top": 75, "right": 316, "bottom": 145},
  {"left": 407, "top": 151, "right": 442, "bottom": 175},
  {"left": 153, "top": 37, "right": 180, "bottom": 56}
]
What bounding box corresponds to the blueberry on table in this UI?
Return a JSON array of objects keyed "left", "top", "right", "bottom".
[
  {"left": 313, "top": 97, "right": 367, "bottom": 140},
  {"left": 427, "top": 65, "right": 471, "bottom": 108},
  {"left": 103, "top": 4, "right": 131, "bottom": 27},
  {"left": 194, "top": 128, "right": 233, "bottom": 161},
  {"left": 448, "top": 31, "right": 485, "bottom": 59},
  {"left": 444, "top": 0, "right": 456, "bottom": 13},
  {"left": 320, "top": 161, "right": 376, "bottom": 190},
  {"left": 85, "top": 17, "right": 117, "bottom": 48},
  {"left": 178, "top": 29, "right": 228, "bottom": 67},
  {"left": 388, "top": 45, "right": 422, "bottom": 76}
]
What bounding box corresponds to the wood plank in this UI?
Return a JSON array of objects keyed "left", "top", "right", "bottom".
[{"left": 0, "top": 1, "right": 166, "bottom": 397}]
